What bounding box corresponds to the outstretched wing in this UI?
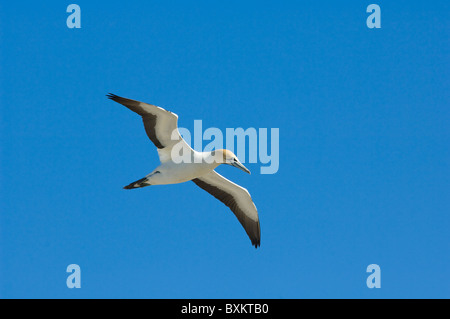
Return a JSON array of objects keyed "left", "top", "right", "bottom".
[
  {"left": 192, "top": 171, "right": 261, "bottom": 248},
  {"left": 107, "top": 93, "right": 191, "bottom": 161}
]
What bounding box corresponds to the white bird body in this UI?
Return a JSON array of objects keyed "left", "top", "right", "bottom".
[
  {"left": 107, "top": 93, "right": 261, "bottom": 248},
  {"left": 148, "top": 152, "right": 219, "bottom": 185}
]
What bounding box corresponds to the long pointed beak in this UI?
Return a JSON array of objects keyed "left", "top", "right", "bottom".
[{"left": 231, "top": 161, "right": 251, "bottom": 174}]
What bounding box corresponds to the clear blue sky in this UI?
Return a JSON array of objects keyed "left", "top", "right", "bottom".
[{"left": 0, "top": 1, "right": 448, "bottom": 298}]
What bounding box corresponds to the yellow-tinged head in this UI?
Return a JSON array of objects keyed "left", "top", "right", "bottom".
[{"left": 213, "top": 149, "right": 251, "bottom": 174}]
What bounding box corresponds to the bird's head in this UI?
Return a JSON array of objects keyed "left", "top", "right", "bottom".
[{"left": 213, "top": 149, "right": 251, "bottom": 174}]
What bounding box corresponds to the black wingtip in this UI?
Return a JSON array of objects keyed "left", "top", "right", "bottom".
[{"left": 106, "top": 93, "right": 119, "bottom": 100}]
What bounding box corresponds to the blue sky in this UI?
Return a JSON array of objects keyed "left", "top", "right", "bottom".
[{"left": 0, "top": 1, "right": 449, "bottom": 298}]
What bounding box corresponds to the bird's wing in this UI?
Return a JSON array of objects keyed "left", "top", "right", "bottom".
[
  {"left": 192, "top": 171, "right": 260, "bottom": 248},
  {"left": 107, "top": 93, "right": 192, "bottom": 161}
]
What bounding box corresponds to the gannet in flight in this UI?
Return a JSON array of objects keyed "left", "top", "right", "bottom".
[{"left": 107, "top": 94, "right": 261, "bottom": 248}]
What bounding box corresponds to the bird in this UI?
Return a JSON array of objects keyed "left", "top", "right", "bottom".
[{"left": 107, "top": 93, "right": 261, "bottom": 248}]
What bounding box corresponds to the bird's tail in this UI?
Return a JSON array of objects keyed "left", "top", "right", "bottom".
[{"left": 123, "top": 177, "right": 151, "bottom": 189}]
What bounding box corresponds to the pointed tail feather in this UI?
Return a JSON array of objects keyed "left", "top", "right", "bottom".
[{"left": 123, "top": 177, "right": 151, "bottom": 189}]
